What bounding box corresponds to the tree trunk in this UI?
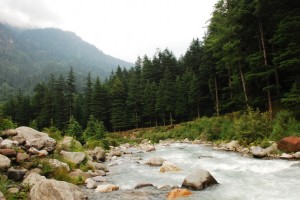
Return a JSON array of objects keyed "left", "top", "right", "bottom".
[
  {"left": 228, "top": 67, "right": 233, "bottom": 99},
  {"left": 162, "top": 112, "right": 166, "bottom": 126},
  {"left": 238, "top": 60, "right": 248, "bottom": 107},
  {"left": 169, "top": 112, "right": 173, "bottom": 125},
  {"left": 135, "top": 111, "right": 139, "bottom": 128},
  {"left": 214, "top": 75, "right": 220, "bottom": 117},
  {"left": 197, "top": 104, "right": 200, "bottom": 118},
  {"left": 258, "top": 20, "right": 273, "bottom": 119}
]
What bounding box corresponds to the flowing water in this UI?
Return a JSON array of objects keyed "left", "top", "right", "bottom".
[{"left": 92, "top": 143, "right": 300, "bottom": 200}]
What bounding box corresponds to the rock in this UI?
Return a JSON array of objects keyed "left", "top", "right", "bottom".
[
  {"left": 95, "top": 170, "right": 106, "bottom": 176},
  {"left": 16, "top": 152, "right": 29, "bottom": 163},
  {"left": 241, "top": 148, "right": 250, "bottom": 154},
  {"left": 58, "top": 136, "right": 83, "bottom": 151},
  {"left": 280, "top": 153, "right": 294, "bottom": 159},
  {"left": 95, "top": 184, "right": 119, "bottom": 193},
  {"left": 0, "top": 149, "right": 17, "bottom": 157},
  {"left": 293, "top": 152, "right": 300, "bottom": 159},
  {"left": 60, "top": 150, "right": 86, "bottom": 165},
  {"left": 139, "top": 144, "right": 156, "bottom": 152},
  {"left": 15, "top": 126, "right": 56, "bottom": 151},
  {"left": 225, "top": 140, "right": 239, "bottom": 151},
  {"left": 263, "top": 143, "right": 278, "bottom": 156},
  {"left": 87, "top": 161, "right": 109, "bottom": 172},
  {"left": 0, "top": 137, "right": 2, "bottom": 144},
  {"left": 30, "top": 168, "right": 42, "bottom": 174},
  {"left": 0, "top": 191, "right": 5, "bottom": 200},
  {"left": 112, "top": 151, "right": 122, "bottom": 157},
  {"left": 0, "top": 154, "right": 11, "bottom": 169},
  {"left": 159, "top": 161, "right": 181, "bottom": 173},
  {"left": 28, "top": 147, "right": 48, "bottom": 156},
  {"left": 69, "top": 169, "right": 91, "bottom": 180},
  {"left": 22, "top": 173, "right": 46, "bottom": 187},
  {"left": 85, "top": 178, "right": 97, "bottom": 189},
  {"left": 12, "top": 135, "right": 26, "bottom": 145},
  {"left": 86, "top": 147, "right": 106, "bottom": 162},
  {"left": 48, "top": 159, "right": 70, "bottom": 172},
  {"left": 7, "top": 167, "right": 28, "bottom": 181},
  {"left": 167, "top": 189, "right": 192, "bottom": 199},
  {"left": 0, "top": 139, "right": 18, "bottom": 149},
  {"left": 134, "top": 183, "right": 154, "bottom": 189},
  {"left": 291, "top": 162, "right": 300, "bottom": 167},
  {"left": 277, "top": 136, "right": 300, "bottom": 153},
  {"left": 30, "top": 179, "right": 87, "bottom": 200},
  {"left": 145, "top": 157, "right": 166, "bottom": 166},
  {"left": 250, "top": 146, "right": 265, "bottom": 158},
  {"left": 92, "top": 176, "right": 107, "bottom": 182},
  {"left": 182, "top": 169, "right": 218, "bottom": 190},
  {"left": 2, "top": 129, "right": 18, "bottom": 137},
  {"left": 7, "top": 187, "right": 19, "bottom": 194}
]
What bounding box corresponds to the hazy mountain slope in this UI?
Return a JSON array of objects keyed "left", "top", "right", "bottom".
[{"left": 0, "top": 23, "right": 132, "bottom": 100}]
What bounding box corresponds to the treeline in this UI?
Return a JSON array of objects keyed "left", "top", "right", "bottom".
[{"left": 1, "top": 0, "right": 300, "bottom": 132}]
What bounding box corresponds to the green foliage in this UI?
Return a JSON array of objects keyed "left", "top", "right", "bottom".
[
  {"left": 0, "top": 174, "right": 29, "bottom": 200},
  {"left": 0, "top": 116, "right": 16, "bottom": 131},
  {"left": 43, "top": 126, "right": 63, "bottom": 141},
  {"left": 29, "top": 119, "right": 38, "bottom": 130},
  {"left": 83, "top": 115, "right": 106, "bottom": 141},
  {"left": 271, "top": 110, "right": 300, "bottom": 141},
  {"left": 65, "top": 116, "right": 83, "bottom": 141}
]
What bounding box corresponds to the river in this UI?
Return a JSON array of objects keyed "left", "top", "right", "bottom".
[{"left": 87, "top": 143, "right": 300, "bottom": 200}]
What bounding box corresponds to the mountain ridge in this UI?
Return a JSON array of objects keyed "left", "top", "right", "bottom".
[{"left": 0, "top": 23, "right": 133, "bottom": 100}]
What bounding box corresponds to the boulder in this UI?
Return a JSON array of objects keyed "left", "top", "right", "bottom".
[
  {"left": 293, "top": 152, "right": 300, "bottom": 159},
  {"left": 167, "top": 189, "right": 192, "bottom": 199},
  {"left": 95, "top": 184, "right": 119, "bottom": 193},
  {"left": 134, "top": 183, "right": 154, "bottom": 189},
  {"left": 30, "top": 179, "right": 87, "bottom": 200},
  {"left": 69, "top": 169, "right": 91, "bottom": 180},
  {"left": 250, "top": 146, "right": 265, "bottom": 158},
  {"left": 280, "top": 153, "right": 294, "bottom": 159},
  {"left": 0, "top": 137, "right": 2, "bottom": 144},
  {"left": 225, "top": 140, "right": 239, "bottom": 151},
  {"left": 48, "top": 159, "right": 70, "bottom": 172},
  {"left": 0, "top": 154, "right": 11, "bottom": 169},
  {"left": 0, "top": 139, "right": 18, "bottom": 149},
  {"left": 58, "top": 136, "right": 82, "bottom": 151},
  {"left": 139, "top": 144, "right": 156, "bottom": 152},
  {"left": 12, "top": 135, "right": 26, "bottom": 145},
  {"left": 0, "top": 149, "right": 17, "bottom": 157},
  {"left": 7, "top": 187, "right": 19, "bottom": 194},
  {"left": 85, "top": 178, "right": 97, "bottom": 189},
  {"left": 263, "top": 143, "right": 278, "bottom": 156},
  {"left": 0, "top": 191, "right": 6, "bottom": 200},
  {"left": 15, "top": 127, "right": 56, "bottom": 151},
  {"left": 1, "top": 129, "right": 18, "bottom": 137},
  {"left": 86, "top": 147, "right": 106, "bottom": 162},
  {"left": 87, "top": 161, "right": 109, "bottom": 172},
  {"left": 16, "top": 152, "right": 29, "bottom": 163},
  {"left": 22, "top": 173, "right": 46, "bottom": 187},
  {"left": 92, "top": 176, "right": 107, "bottom": 182},
  {"left": 145, "top": 157, "right": 166, "bottom": 166},
  {"left": 95, "top": 170, "right": 106, "bottom": 176},
  {"left": 60, "top": 150, "right": 86, "bottom": 165},
  {"left": 159, "top": 161, "right": 182, "bottom": 173},
  {"left": 182, "top": 169, "right": 218, "bottom": 190},
  {"left": 28, "top": 147, "right": 48, "bottom": 156},
  {"left": 277, "top": 136, "right": 300, "bottom": 153},
  {"left": 7, "top": 167, "right": 28, "bottom": 181}
]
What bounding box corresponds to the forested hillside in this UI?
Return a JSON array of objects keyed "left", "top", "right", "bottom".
[
  {"left": 1, "top": 0, "right": 300, "bottom": 133},
  {"left": 0, "top": 24, "right": 132, "bottom": 101}
]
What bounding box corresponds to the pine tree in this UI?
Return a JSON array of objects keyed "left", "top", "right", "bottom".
[{"left": 66, "top": 67, "right": 76, "bottom": 119}]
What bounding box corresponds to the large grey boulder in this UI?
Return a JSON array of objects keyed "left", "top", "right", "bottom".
[
  {"left": 182, "top": 169, "right": 218, "bottom": 190},
  {"left": 0, "top": 154, "right": 11, "bottom": 170},
  {"left": 30, "top": 179, "right": 87, "bottom": 200},
  {"left": 22, "top": 173, "right": 46, "bottom": 187},
  {"left": 60, "top": 150, "right": 86, "bottom": 165},
  {"left": 145, "top": 157, "right": 166, "bottom": 166},
  {"left": 15, "top": 127, "right": 56, "bottom": 151}
]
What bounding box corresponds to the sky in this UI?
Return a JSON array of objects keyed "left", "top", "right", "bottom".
[{"left": 0, "top": 0, "right": 218, "bottom": 63}]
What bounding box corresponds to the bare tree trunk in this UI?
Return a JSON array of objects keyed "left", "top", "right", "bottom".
[
  {"left": 162, "top": 112, "right": 166, "bottom": 126},
  {"left": 258, "top": 20, "right": 273, "bottom": 119},
  {"left": 135, "top": 111, "right": 139, "bottom": 128},
  {"left": 197, "top": 104, "right": 200, "bottom": 118},
  {"left": 228, "top": 67, "right": 233, "bottom": 99},
  {"left": 169, "top": 112, "right": 173, "bottom": 125},
  {"left": 214, "top": 75, "right": 220, "bottom": 117},
  {"left": 238, "top": 60, "right": 248, "bottom": 106}
]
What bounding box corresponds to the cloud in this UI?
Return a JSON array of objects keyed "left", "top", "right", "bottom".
[{"left": 0, "top": 0, "right": 61, "bottom": 27}]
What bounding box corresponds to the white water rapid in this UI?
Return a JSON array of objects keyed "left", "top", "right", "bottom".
[{"left": 98, "top": 143, "right": 300, "bottom": 200}]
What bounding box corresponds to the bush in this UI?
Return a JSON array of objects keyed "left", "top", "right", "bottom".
[
  {"left": 83, "top": 115, "right": 106, "bottom": 141},
  {"left": 0, "top": 117, "right": 16, "bottom": 131},
  {"left": 43, "top": 126, "right": 63, "bottom": 141},
  {"left": 271, "top": 110, "right": 300, "bottom": 141},
  {"left": 65, "top": 117, "right": 83, "bottom": 141}
]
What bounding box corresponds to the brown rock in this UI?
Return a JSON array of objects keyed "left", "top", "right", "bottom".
[
  {"left": 0, "top": 149, "right": 17, "bottom": 157},
  {"left": 277, "top": 136, "right": 300, "bottom": 153},
  {"left": 7, "top": 167, "right": 28, "bottom": 181},
  {"left": 69, "top": 169, "right": 91, "bottom": 181},
  {"left": 95, "top": 184, "right": 119, "bottom": 193},
  {"left": 2, "top": 129, "right": 18, "bottom": 137},
  {"left": 16, "top": 152, "right": 29, "bottom": 162},
  {"left": 134, "top": 183, "right": 154, "bottom": 189},
  {"left": 167, "top": 189, "right": 192, "bottom": 199},
  {"left": 159, "top": 161, "right": 181, "bottom": 173}
]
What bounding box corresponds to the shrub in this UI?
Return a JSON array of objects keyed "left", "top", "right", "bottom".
[
  {"left": 271, "top": 110, "right": 300, "bottom": 141},
  {"left": 0, "top": 117, "right": 16, "bottom": 131},
  {"left": 65, "top": 117, "right": 83, "bottom": 141},
  {"left": 43, "top": 126, "right": 63, "bottom": 141}
]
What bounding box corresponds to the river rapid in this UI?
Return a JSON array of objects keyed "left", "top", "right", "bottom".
[{"left": 88, "top": 143, "right": 300, "bottom": 200}]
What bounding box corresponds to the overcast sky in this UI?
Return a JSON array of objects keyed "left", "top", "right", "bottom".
[{"left": 0, "top": 0, "right": 217, "bottom": 63}]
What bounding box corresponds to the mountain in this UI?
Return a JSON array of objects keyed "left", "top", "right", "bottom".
[{"left": 0, "top": 23, "right": 133, "bottom": 100}]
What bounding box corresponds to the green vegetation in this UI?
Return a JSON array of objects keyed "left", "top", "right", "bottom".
[{"left": 0, "top": 174, "right": 29, "bottom": 200}]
